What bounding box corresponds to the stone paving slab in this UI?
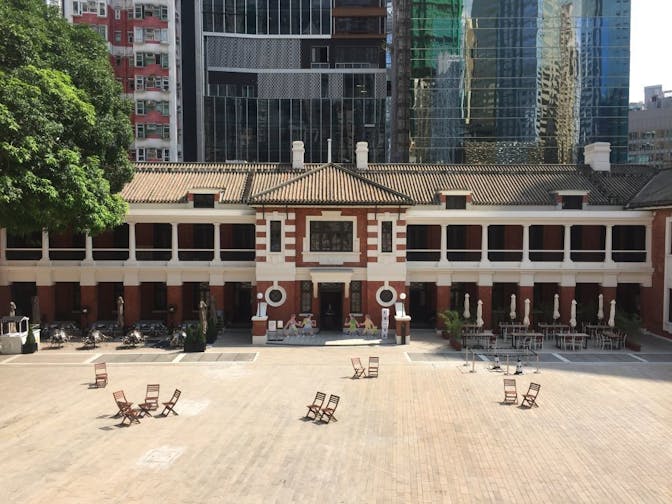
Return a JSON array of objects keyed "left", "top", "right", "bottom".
[
  {"left": 559, "top": 352, "right": 642, "bottom": 363},
  {"left": 180, "top": 352, "right": 256, "bottom": 362},
  {"left": 406, "top": 352, "right": 466, "bottom": 362},
  {"left": 4, "top": 352, "right": 91, "bottom": 364},
  {"left": 636, "top": 353, "right": 672, "bottom": 362},
  {"left": 93, "top": 353, "right": 177, "bottom": 363}
]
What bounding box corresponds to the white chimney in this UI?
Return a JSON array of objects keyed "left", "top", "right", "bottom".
[
  {"left": 355, "top": 141, "right": 368, "bottom": 170},
  {"left": 584, "top": 142, "right": 611, "bottom": 172},
  {"left": 327, "top": 138, "right": 332, "bottom": 163},
  {"left": 292, "top": 141, "right": 305, "bottom": 169}
]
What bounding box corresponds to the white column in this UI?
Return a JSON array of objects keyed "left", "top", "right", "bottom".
[
  {"left": 605, "top": 224, "right": 614, "bottom": 264},
  {"left": 645, "top": 224, "right": 652, "bottom": 264},
  {"left": 40, "top": 228, "right": 49, "bottom": 262},
  {"left": 481, "top": 224, "right": 489, "bottom": 263},
  {"left": 170, "top": 223, "right": 178, "bottom": 262},
  {"left": 439, "top": 224, "right": 448, "bottom": 263},
  {"left": 522, "top": 224, "right": 530, "bottom": 263},
  {"left": 563, "top": 224, "right": 571, "bottom": 263},
  {"left": 84, "top": 232, "right": 93, "bottom": 263},
  {"left": 0, "top": 228, "right": 6, "bottom": 262},
  {"left": 212, "top": 223, "right": 221, "bottom": 263},
  {"left": 128, "top": 223, "right": 136, "bottom": 262}
]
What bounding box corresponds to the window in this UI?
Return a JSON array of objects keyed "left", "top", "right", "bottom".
[
  {"left": 265, "top": 286, "right": 287, "bottom": 307},
  {"left": 127, "top": 31, "right": 134, "bottom": 43},
  {"left": 136, "top": 124, "right": 145, "bottom": 139},
  {"left": 160, "top": 5, "right": 168, "bottom": 20},
  {"left": 134, "top": 5, "right": 143, "bottom": 19},
  {"left": 193, "top": 194, "right": 214, "bottom": 208},
  {"left": 134, "top": 27, "right": 144, "bottom": 43},
  {"left": 114, "top": 55, "right": 122, "bottom": 66},
  {"left": 135, "top": 100, "right": 145, "bottom": 115},
  {"left": 300, "top": 281, "right": 312, "bottom": 313},
  {"left": 161, "top": 77, "right": 170, "bottom": 91},
  {"left": 97, "top": 1, "right": 106, "bottom": 16},
  {"left": 90, "top": 24, "right": 107, "bottom": 40},
  {"left": 162, "top": 125, "right": 170, "bottom": 140},
  {"left": 311, "top": 46, "right": 329, "bottom": 67},
  {"left": 375, "top": 285, "right": 397, "bottom": 307},
  {"left": 160, "top": 53, "right": 169, "bottom": 69},
  {"left": 114, "top": 30, "right": 121, "bottom": 43},
  {"left": 135, "top": 75, "right": 144, "bottom": 91},
  {"left": 162, "top": 149, "right": 170, "bottom": 162},
  {"left": 381, "top": 221, "right": 393, "bottom": 253},
  {"left": 269, "top": 221, "right": 282, "bottom": 252},
  {"left": 309, "top": 221, "right": 353, "bottom": 252},
  {"left": 350, "top": 281, "right": 362, "bottom": 313},
  {"left": 136, "top": 148, "right": 145, "bottom": 162},
  {"left": 446, "top": 195, "right": 467, "bottom": 209},
  {"left": 135, "top": 53, "right": 144, "bottom": 68},
  {"left": 114, "top": 8, "right": 120, "bottom": 20},
  {"left": 562, "top": 195, "right": 583, "bottom": 210}
]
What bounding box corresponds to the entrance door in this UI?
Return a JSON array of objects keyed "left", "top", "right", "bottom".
[{"left": 319, "top": 283, "right": 343, "bottom": 331}]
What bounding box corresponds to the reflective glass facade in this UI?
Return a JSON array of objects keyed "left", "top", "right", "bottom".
[
  {"left": 407, "top": 0, "right": 630, "bottom": 163},
  {"left": 200, "top": 0, "right": 387, "bottom": 163}
]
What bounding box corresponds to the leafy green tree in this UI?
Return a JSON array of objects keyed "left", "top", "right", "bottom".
[{"left": 0, "top": 0, "right": 133, "bottom": 235}]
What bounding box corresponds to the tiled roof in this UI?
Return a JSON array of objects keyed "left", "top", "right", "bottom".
[
  {"left": 627, "top": 169, "right": 672, "bottom": 208},
  {"left": 121, "top": 162, "right": 657, "bottom": 207},
  {"left": 248, "top": 164, "right": 414, "bottom": 205}
]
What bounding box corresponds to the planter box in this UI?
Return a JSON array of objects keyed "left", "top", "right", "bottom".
[
  {"left": 22, "top": 342, "right": 38, "bottom": 354},
  {"left": 449, "top": 337, "right": 462, "bottom": 351},
  {"left": 625, "top": 340, "right": 641, "bottom": 352}
]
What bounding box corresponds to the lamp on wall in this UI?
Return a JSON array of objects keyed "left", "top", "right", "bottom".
[
  {"left": 168, "top": 304, "right": 176, "bottom": 329},
  {"left": 81, "top": 306, "right": 89, "bottom": 330},
  {"left": 256, "top": 292, "right": 264, "bottom": 317},
  {"left": 399, "top": 293, "right": 407, "bottom": 317}
]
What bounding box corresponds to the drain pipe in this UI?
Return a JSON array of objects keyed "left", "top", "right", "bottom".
[{"left": 327, "top": 138, "right": 332, "bottom": 163}]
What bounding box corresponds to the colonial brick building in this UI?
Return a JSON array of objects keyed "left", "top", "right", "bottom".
[{"left": 1, "top": 142, "right": 668, "bottom": 341}]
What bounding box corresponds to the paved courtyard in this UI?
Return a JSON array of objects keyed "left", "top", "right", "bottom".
[{"left": 1, "top": 333, "right": 671, "bottom": 503}]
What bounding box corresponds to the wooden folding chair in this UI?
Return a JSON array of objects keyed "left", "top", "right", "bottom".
[
  {"left": 94, "top": 362, "right": 108, "bottom": 388},
  {"left": 118, "top": 402, "right": 142, "bottom": 426},
  {"left": 305, "top": 391, "right": 326, "bottom": 420},
  {"left": 503, "top": 378, "right": 518, "bottom": 404},
  {"left": 351, "top": 358, "right": 366, "bottom": 379},
  {"left": 112, "top": 390, "right": 131, "bottom": 417},
  {"left": 160, "top": 389, "right": 181, "bottom": 416},
  {"left": 367, "top": 356, "right": 379, "bottom": 378},
  {"left": 521, "top": 383, "right": 541, "bottom": 408},
  {"left": 138, "top": 384, "right": 160, "bottom": 417},
  {"left": 317, "top": 394, "right": 340, "bottom": 424}
]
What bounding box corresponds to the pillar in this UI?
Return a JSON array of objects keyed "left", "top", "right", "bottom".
[
  {"left": 128, "top": 223, "right": 137, "bottom": 262},
  {"left": 84, "top": 232, "right": 93, "bottom": 263},
  {"left": 559, "top": 285, "right": 575, "bottom": 325},
  {"left": 40, "top": 228, "right": 49, "bottom": 262},
  {"left": 477, "top": 284, "right": 492, "bottom": 329},
  {"left": 522, "top": 224, "right": 530, "bottom": 263},
  {"left": 37, "top": 285, "right": 55, "bottom": 323},
  {"left": 0, "top": 228, "right": 7, "bottom": 262},
  {"left": 605, "top": 224, "right": 614, "bottom": 264},
  {"left": 251, "top": 315, "right": 268, "bottom": 345},
  {"left": 167, "top": 285, "right": 183, "bottom": 327},
  {"left": 171, "top": 223, "right": 178, "bottom": 262},
  {"left": 563, "top": 224, "right": 572, "bottom": 263},
  {"left": 439, "top": 225, "right": 447, "bottom": 263},
  {"left": 436, "top": 285, "right": 451, "bottom": 329},
  {"left": 481, "top": 224, "right": 489, "bottom": 263},
  {"left": 123, "top": 284, "right": 141, "bottom": 327},
  {"left": 213, "top": 224, "right": 221, "bottom": 263},
  {"left": 80, "top": 285, "right": 98, "bottom": 329}
]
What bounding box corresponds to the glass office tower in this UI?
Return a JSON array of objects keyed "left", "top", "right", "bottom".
[
  {"left": 197, "top": 0, "right": 388, "bottom": 163},
  {"left": 404, "top": 0, "right": 630, "bottom": 163}
]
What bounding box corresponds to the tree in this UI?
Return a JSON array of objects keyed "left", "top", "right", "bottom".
[{"left": 0, "top": 0, "right": 133, "bottom": 235}]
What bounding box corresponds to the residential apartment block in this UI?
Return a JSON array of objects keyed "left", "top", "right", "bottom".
[
  {"left": 61, "top": 0, "right": 182, "bottom": 162},
  {"left": 628, "top": 85, "right": 672, "bottom": 169}
]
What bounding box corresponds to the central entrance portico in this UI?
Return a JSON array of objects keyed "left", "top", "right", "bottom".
[{"left": 310, "top": 269, "right": 354, "bottom": 330}]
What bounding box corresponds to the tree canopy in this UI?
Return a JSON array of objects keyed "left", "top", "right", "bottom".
[{"left": 0, "top": 0, "right": 134, "bottom": 235}]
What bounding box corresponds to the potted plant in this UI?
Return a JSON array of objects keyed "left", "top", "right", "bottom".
[
  {"left": 438, "top": 310, "right": 464, "bottom": 351},
  {"left": 22, "top": 322, "right": 38, "bottom": 354},
  {"left": 205, "top": 316, "right": 218, "bottom": 344},
  {"left": 183, "top": 325, "right": 206, "bottom": 352}
]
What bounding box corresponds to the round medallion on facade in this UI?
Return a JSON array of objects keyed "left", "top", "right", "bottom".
[
  {"left": 265, "top": 286, "right": 287, "bottom": 307},
  {"left": 375, "top": 285, "right": 397, "bottom": 307}
]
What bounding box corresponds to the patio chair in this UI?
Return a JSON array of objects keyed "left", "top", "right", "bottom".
[
  {"left": 317, "top": 394, "right": 340, "bottom": 424},
  {"left": 94, "top": 362, "right": 108, "bottom": 388},
  {"left": 599, "top": 333, "right": 613, "bottom": 350},
  {"left": 160, "top": 389, "right": 181, "bottom": 416},
  {"left": 520, "top": 383, "right": 541, "bottom": 408},
  {"left": 503, "top": 378, "right": 518, "bottom": 404},
  {"left": 138, "top": 384, "right": 160, "bottom": 416},
  {"left": 112, "top": 390, "right": 131, "bottom": 417},
  {"left": 351, "top": 357, "right": 366, "bottom": 379},
  {"left": 118, "top": 401, "right": 142, "bottom": 426},
  {"left": 367, "top": 356, "right": 379, "bottom": 378},
  {"left": 305, "top": 391, "right": 326, "bottom": 420}
]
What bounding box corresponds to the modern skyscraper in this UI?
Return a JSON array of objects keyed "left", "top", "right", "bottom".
[
  {"left": 62, "top": 1, "right": 182, "bottom": 162},
  {"left": 393, "top": 0, "right": 631, "bottom": 164},
  {"left": 186, "top": 0, "right": 388, "bottom": 163},
  {"left": 629, "top": 85, "right": 672, "bottom": 169}
]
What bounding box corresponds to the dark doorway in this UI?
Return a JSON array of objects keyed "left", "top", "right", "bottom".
[
  {"left": 409, "top": 282, "right": 436, "bottom": 328},
  {"left": 319, "top": 283, "right": 343, "bottom": 331},
  {"left": 10, "top": 282, "right": 37, "bottom": 318},
  {"left": 230, "top": 282, "right": 252, "bottom": 327}
]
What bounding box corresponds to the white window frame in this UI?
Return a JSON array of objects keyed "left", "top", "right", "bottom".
[
  {"left": 136, "top": 148, "right": 145, "bottom": 162},
  {"left": 267, "top": 219, "right": 284, "bottom": 254},
  {"left": 134, "top": 27, "right": 144, "bottom": 43},
  {"left": 162, "top": 148, "right": 171, "bottom": 162},
  {"left": 97, "top": 1, "right": 106, "bottom": 17},
  {"left": 379, "top": 219, "right": 395, "bottom": 255},
  {"left": 375, "top": 284, "right": 398, "bottom": 307},
  {"left": 114, "top": 8, "right": 120, "bottom": 20},
  {"left": 135, "top": 75, "right": 144, "bottom": 91},
  {"left": 72, "top": 1, "right": 82, "bottom": 16},
  {"left": 135, "top": 124, "right": 146, "bottom": 139},
  {"left": 135, "top": 53, "right": 144, "bottom": 68},
  {"left": 264, "top": 284, "right": 287, "bottom": 308},
  {"left": 135, "top": 100, "right": 145, "bottom": 115}
]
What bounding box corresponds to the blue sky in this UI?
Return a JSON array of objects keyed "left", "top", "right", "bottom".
[{"left": 630, "top": 0, "right": 672, "bottom": 101}]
